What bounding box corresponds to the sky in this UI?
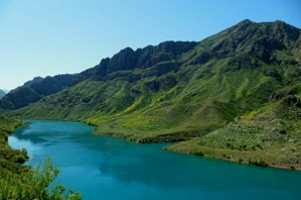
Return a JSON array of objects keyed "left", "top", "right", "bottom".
[{"left": 0, "top": 0, "right": 300, "bottom": 90}]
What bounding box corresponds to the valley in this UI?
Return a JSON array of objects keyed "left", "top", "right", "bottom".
[{"left": 1, "top": 19, "right": 301, "bottom": 170}]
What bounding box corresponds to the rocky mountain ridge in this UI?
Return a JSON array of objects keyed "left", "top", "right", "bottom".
[{"left": 0, "top": 74, "right": 74, "bottom": 110}]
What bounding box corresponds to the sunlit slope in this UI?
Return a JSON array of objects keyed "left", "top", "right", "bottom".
[{"left": 167, "top": 83, "right": 301, "bottom": 169}]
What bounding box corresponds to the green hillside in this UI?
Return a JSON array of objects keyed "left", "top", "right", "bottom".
[
  {"left": 5, "top": 20, "right": 301, "bottom": 169},
  {"left": 167, "top": 83, "right": 301, "bottom": 169}
]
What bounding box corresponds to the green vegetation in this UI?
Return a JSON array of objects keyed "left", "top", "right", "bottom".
[
  {"left": 0, "top": 115, "right": 82, "bottom": 199},
  {"left": 2, "top": 20, "right": 301, "bottom": 169},
  {"left": 166, "top": 86, "right": 301, "bottom": 170},
  {"left": 0, "top": 156, "right": 82, "bottom": 199}
]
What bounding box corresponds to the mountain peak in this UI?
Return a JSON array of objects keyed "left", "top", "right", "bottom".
[
  {"left": 239, "top": 19, "right": 252, "bottom": 24},
  {"left": 233, "top": 19, "right": 253, "bottom": 28}
]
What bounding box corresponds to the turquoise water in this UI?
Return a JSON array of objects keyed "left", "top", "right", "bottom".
[{"left": 9, "top": 120, "right": 301, "bottom": 200}]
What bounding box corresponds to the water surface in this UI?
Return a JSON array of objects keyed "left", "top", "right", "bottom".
[{"left": 9, "top": 120, "right": 301, "bottom": 200}]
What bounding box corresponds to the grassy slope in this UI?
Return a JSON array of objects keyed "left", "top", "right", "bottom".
[{"left": 166, "top": 83, "right": 301, "bottom": 170}]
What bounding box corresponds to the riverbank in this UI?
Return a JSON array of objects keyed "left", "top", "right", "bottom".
[
  {"left": 0, "top": 115, "right": 28, "bottom": 170},
  {"left": 98, "top": 131, "right": 301, "bottom": 171},
  {"left": 91, "top": 117, "right": 301, "bottom": 171},
  {"left": 165, "top": 138, "right": 301, "bottom": 171},
  {"left": 2, "top": 118, "right": 82, "bottom": 199}
]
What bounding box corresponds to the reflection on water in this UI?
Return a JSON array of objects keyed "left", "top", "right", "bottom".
[
  {"left": 8, "top": 135, "right": 41, "bottom": 163},
  {"left": 9, "top": 120, "right": 301, "bottom": 200}
]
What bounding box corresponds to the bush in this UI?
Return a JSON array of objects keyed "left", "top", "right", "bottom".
[{"left": 248, "top": 157, "right": 269, "bottom": 167}]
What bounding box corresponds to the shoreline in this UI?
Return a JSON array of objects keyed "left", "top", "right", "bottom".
[
  {"left": 164, "top": 142, "right": 301, "bottom": 171},
  {"left": 10, "top": 118, "right": 301, "bottom": 172},
  {"left": 92, "top": 128, "right": 301, "bottom": 171}
]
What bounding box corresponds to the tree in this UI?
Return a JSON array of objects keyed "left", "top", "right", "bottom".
[{"left": 0, "top": 156, "right": 82, "bottom": 200}]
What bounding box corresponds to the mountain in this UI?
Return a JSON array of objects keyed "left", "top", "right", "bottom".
[
  {"left": 0, "top": 90, "right": 5, "bottom": 99},
  {"left": 0, "top": 74, "right": 74, "bottom": 110},
  {"left": 5, "top": 19, "right": 301, "bottom": 169}
]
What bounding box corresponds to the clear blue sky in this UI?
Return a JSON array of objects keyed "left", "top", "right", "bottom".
[{"left": 1, "top": 0, "right": 300, "bottom": 90}]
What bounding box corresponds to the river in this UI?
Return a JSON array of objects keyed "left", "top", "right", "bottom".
[{"left": 8, "top": 120, "right": 301, "bottom": 200}]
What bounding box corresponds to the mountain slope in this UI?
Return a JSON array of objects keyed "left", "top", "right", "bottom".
[
  {"left": 167, "top": 83, "right": 301, "bottom": 169},
  {"left": 6, "top": 20, "right": 301, "bottom": 168},
  {"left": 0, "top": 74, "right": 74, "bottom": 110}
]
